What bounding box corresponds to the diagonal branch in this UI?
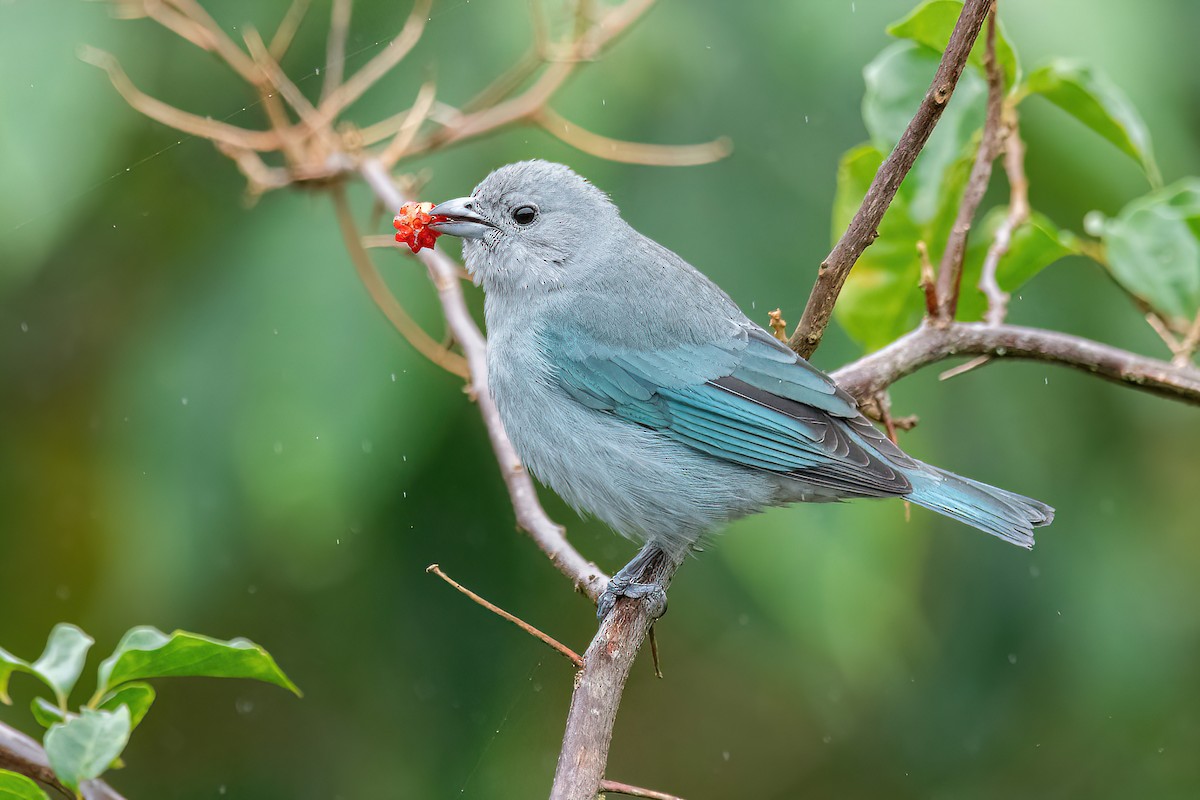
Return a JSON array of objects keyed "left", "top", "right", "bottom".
[{"left": 788, "top": 0, "right": 993, "bottom": 358}]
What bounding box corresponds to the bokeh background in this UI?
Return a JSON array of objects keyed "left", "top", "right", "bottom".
[{"left": 3, "top": 1, "right": 1200, "bottom": 797}]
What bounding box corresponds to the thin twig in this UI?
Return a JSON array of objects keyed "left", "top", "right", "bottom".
[
  {"left": 322, "top": 0, "right": 353, "bottom": 103},
  {"left": 533, "top": 107, "right": 731, "bottom": 166},
  {"left": 316, "top": 0, "right": 432, "bottom": 125},
  {"left": 935, "top": 4, "right": 1003, "bottom": 320},
  {"left": 598, "top": 779, "right": 688, "bottom": 800},
  {"left": 268, "top": 0, "right": 311, "bottom": 61},
  {"left": 378, "top": 80, "right": 437, "bottom": 168},
  {"left": 331, "top": 184, "right": 469, "bottom": 377},
  {"left": 648, "top": 625, "right": 663, "bottom": 679},
  {"left": 938, "top": 354, "right": 992, "bottom": 381},
  {"left": 788, "top": 0, "right": 992, "bottom": 358},
  {"left": 917, "top": 240, "right": 938, "bottom": 317},
  {"left": 1176, "top": 311, "right": 1200, "bottom": 367},
  {"left": 831, "top": 321, "right": 1200, "bottom": 405},
  {"left": 78, "top": 47, "right": 280, "bottom": 151},
  {"left": 978, "top": 121, "right": 1028, "bottom": 325},
  {"left": 426, "top": 564, "right": 583, "bottom": 668}
]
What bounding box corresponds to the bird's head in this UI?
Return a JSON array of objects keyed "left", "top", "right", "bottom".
[{"left": 430, "top": 160, "right": 619, "bottom": 293}]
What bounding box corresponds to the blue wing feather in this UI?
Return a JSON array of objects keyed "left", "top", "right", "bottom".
[{"left": 545, "top": 323, "right": 912, "bottom": 496}]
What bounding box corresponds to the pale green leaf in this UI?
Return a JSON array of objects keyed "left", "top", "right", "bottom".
[
  {"left": 97, "top": 682, "right": 156, "bottom": 732},
  {"left": 886, "top": 0, "right": 1020, "bottom": 88},
  {"left": 0, "top": 648, "right": 33, "bottom": 706},
  {"left": 43, "top": 707, "right": 131, "bottom": 792},
  {"left": 96, "top": 627, "right": 300, "bottom": 698},
  {"left": 31, "top": 625, "right": 93, "bottom": 708},
  {"left": 1091, "top": 179, "right": 1200, "bottom": 324},
  {"left": 0, "top": 770, "right": 51, "bottom": 800},
  {"left": 29, "top": 697, "right": 65, "bottom": 729},
  {"left": 1021, "top": 60, "right": 1161, "bottom": 186}
]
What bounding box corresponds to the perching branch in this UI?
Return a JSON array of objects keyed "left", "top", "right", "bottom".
[
  {"left": 788, "top": 0, "right": 992, "bottom": 358},
  {"left": 0, "top": 719, "right": 125, "bottom": 800},
  {"left": 830, "top": 322, "right": 1200, "bottom": 405}
]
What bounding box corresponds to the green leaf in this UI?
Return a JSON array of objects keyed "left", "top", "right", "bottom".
[
  {"left": 96, "top": 627, "right": 300, "bottom": 698},
  {"left": 887, "top": 0, "right": 1021, "bottom": 89},
  {"left": 29, "top": 697, "right": 65, "bottom": 729},
  {"left": 0, "top": 770, "right": 51, "bottom": 800},
  {"left": 1021, "top": 60, "right": 1161, "bottom": 187},
  {"left": 97, "top": 682, "right": 156, "bottom": 732},
  {"left": 0, "top": 647, "right": 33, "bottom": 705},
  {"left": 1090, "top": 179, "right": 1200, "bottom": 324},
  {"left": 863, "top": 41, "right": 987, "bottom": 224},
  {"left": 957, "top": 209, "right": 1076, "bottom": 320},
  {"left": 31, "top": 625, "right": 93, "bottom": 708},
  {"left": 43, "top": 707, "right": 131, "bottom": 793}
]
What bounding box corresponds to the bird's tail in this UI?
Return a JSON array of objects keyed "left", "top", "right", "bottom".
[{"left": 904, "top": 463, "right": 1054, "bottom": 549}]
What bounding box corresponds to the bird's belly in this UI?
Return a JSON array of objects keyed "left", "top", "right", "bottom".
[{"left": 488, "top": 347, "right": 779, "bottom": 553}]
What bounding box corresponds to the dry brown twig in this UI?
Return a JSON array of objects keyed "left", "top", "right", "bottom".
[{"left": 31, "top": 0, "right": 1193, "bottom": 798}]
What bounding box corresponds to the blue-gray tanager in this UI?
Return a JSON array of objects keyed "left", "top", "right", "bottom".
[{"left": 430, "top": 161, "right": 1053, "bottom": 618}]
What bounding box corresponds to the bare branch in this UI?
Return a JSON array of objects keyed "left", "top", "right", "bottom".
[
  {"left": 162, "top": 0, "right": 261, "bottom": 84},
  {"left": 935, "top": 4, "right": 1003, "bottom": 320},
  {"left": 331, "top": 184, "right": 469, "bottom": 377},
  {"left": 316, "top": 0, "right": 432, "bottom": 125},
  {"left": 788, "top": 0, "right": 993, "bottom": 358},
  {"left": 598, "top": 779, "right": 688, "bottom": 800},
  {"left": 268, "top": 0, "right": 311, "bottom": 61},
  {"left": 831, "top": 322, "right": 1200, "bottom": 405},
  {"left": 533, "top": 107, "right": 731, "bottom": 166},
  {"left": 426, "top": 563, "right": 583, "bottom": 668},
  {"left": 78, "top": 46, "right": 281, "bottom": 152},
  {"left": 378, "top": 80, "right": 437, "bottom": 168},
  {"left": 550, "top": 551, "right": 678, "bottom": 800},
  {"left": 359, "top": 160, "right": 608, "bottom": 601},
  {"left": 0, "top": 719, "right": 125, "bottom": 800},
  {"left": 978, "top": 121, "right": 1029, "bottom": 325},
  {"left": 1176, "top": 311, "right": 1200, "bottom": 367},
  {"left": 322, "top": 0, "right": 353, "bottom": 103}
]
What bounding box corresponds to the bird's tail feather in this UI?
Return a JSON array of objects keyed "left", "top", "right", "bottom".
[{"left": 904, "top": 464, "right": 1054, "bottom": 549}]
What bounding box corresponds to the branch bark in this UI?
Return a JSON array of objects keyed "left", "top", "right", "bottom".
[
  {"left": 788, "top": 0, "right": 992, "bottom": 358},
  {"left": 550, "top": 551, "right": 678, "bottom": 800},
  {"left": 830, "top": 322, "right": 1200, "bottom": 405},
  {"left": 0, "top": 719, "right": 125, "bottom": 800}
]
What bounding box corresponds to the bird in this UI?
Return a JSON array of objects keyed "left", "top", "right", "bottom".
[{"left": 429, "top": 160, "right": 1053, "bottom": 619}]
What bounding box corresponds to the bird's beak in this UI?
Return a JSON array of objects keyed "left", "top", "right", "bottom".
[{"left": 428, "top": 197, "right": 497, "bottom": 239}]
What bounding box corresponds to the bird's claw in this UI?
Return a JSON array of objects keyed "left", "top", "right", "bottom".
[{"left": 596, "top": 576, "right": 668, "bottom": 621}]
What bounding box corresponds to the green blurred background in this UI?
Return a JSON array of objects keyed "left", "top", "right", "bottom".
[{"left": 3, "top": 1, "right": 1200, "bottom": 797}]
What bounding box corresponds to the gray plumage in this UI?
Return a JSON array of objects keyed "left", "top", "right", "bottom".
[{"left": 431, "top": 160, "right": 1053, "bottom": 566}]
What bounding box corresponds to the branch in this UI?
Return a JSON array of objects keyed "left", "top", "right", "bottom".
[
  {"left": 830, "top": 322, "right": 1200, "bottom": 405},
  {"left": 788, "top": 0, "right": 993, "bottom": 358},
  {"left": 978, "top": 120, "right": 1029, "bottom": 325},
  {"left": 533, "top": 107, "right": 731, "bottom": 166},
  {"left": 598, "top": 779, "right": 688, "bottom": 800},
  {"left": 934, "top": 4, "right": 1002, "bottom": 320},
  {"left": 0, "top": 719, "right": 125, "bottom": 800},
  {"left": 359, "top": 160, "right": 608, "bottom": 602},
  {"left": 550, "top": 551, "right": 679, "bottom": 800}
]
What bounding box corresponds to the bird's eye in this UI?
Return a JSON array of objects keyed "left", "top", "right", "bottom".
[{"left": 511, "top": 205, "right": 538, "bottom": 225}]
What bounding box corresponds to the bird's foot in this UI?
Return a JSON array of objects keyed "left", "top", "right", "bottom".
[{"left": 596, "top": 575, "right": 668, "bottom": 621}]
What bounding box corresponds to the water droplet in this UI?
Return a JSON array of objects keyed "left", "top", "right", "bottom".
[
  {"left": 391, "top": 372, "right": 397, "bottom": 382},
  {"left": 362, "top": 439, "right": 373, "bottom": 453},
  {"left": 273, "top": 441, "right": 283, "bottom": 454},
  {"left": 822, "top": 734, "right": 833, "bottom": 744},
  {"left": 56, "top": 585, "right": 70, "bottom": 601},
  {"left": 1008, "top": 653, "right": 1018, "bottom": 664},
  {"left": 181, "top": 397, "right": 189, "bottom": 406},
  {"left": 235, "top": 698, "right": 254, "bottom": 715},
  {"left": 247, "top": 585, "right": 258, "bottom": 594},
  {"left": 1029, "top": 565, "right": 1040, "bottom": 578},
  {"left": 19, "top": 321, "right": 28, "bottom": 333},
  {"left": 722, "top": 751, "right": 731, "bottom": 761}
]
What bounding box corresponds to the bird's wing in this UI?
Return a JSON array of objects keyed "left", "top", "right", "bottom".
[{"left": 545, "top": 324, "right": 915, "bottom": 496}]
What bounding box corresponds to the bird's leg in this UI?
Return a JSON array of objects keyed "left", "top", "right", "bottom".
[{"left": 596, "top": 542, "right": 678, "bottom": 621}]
